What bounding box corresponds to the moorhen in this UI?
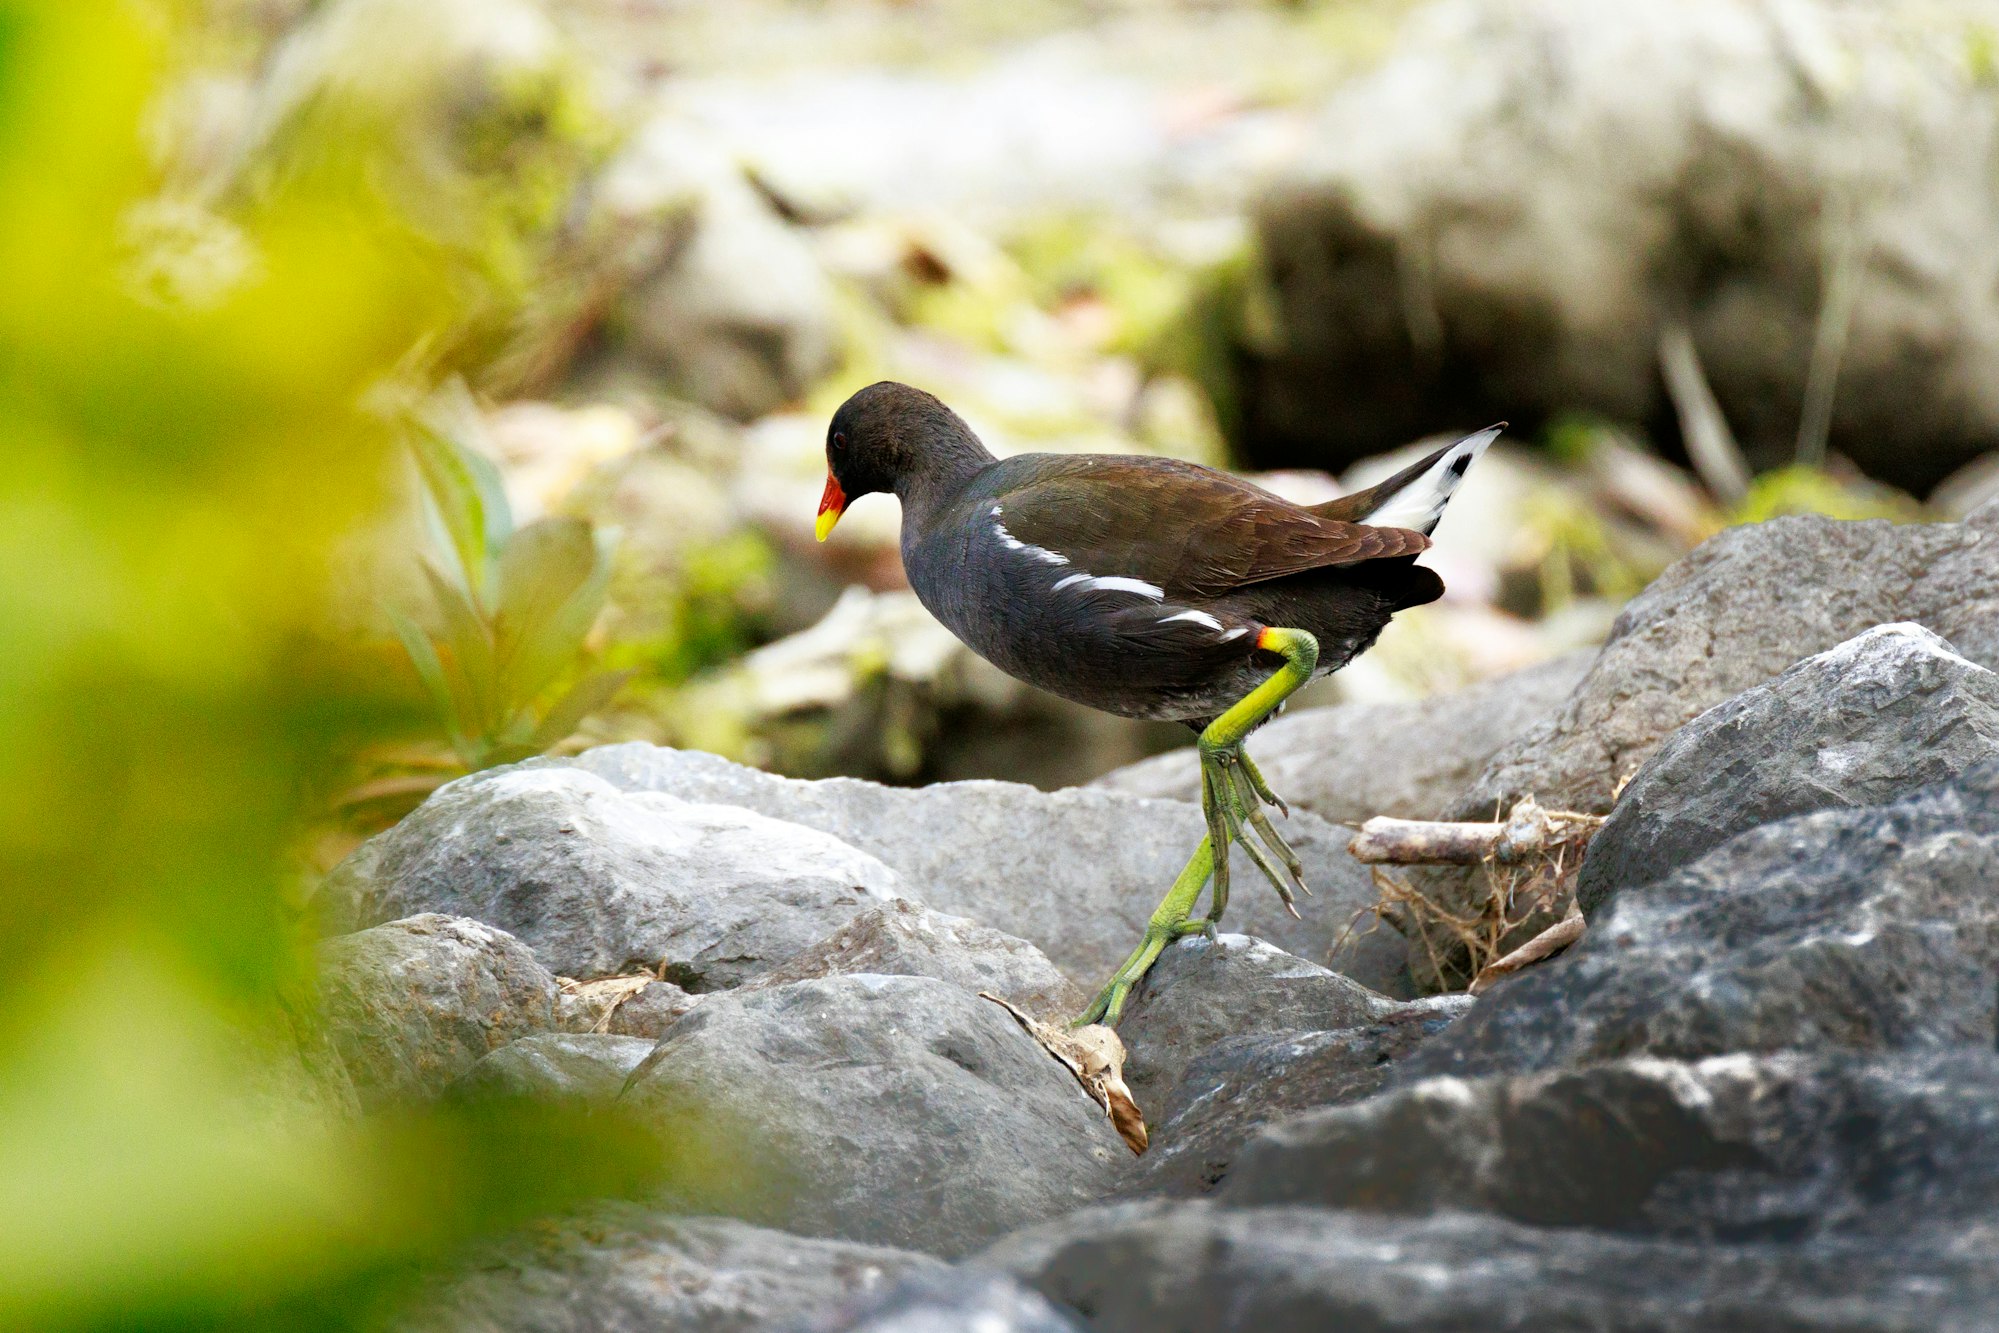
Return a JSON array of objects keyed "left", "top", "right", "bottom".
[{"left": 816, "top": 381, "right": 1499, "bottom": 1025}]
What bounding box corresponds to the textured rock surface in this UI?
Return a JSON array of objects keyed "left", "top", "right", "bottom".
[
  {"left": 1115, "top": 935, "right": 1402, "bottom": 1114},
  {"left": 1091, "top": 653, "right": 1590, "bottom": 823},
  {"left": 745, "top": 900, "right": 1085, "bottom": 1023},
  {"left": 319, "top": 766, "right": 901, "bottom": 988},
  {"left": 621, "top": 975, "right": 1127, "bottom": 1256},
  {"left": 316, "top": 914, "right": 556, "bottom": 1109},
  {"left": 1400, "top": 512, "right": 1999, "bottom": 986},
  {"left": 1468, "top": 515, "right": 1999, "bottom": 820},
  {"left": 1406, "top": 761, "right": 1999, "bottom": 1082},
  {"left": 1579, "top": 624, "right": 1999, "bottom": 913},
  {"left": 1225, "top": 1051, "right": 1999, "bottom": 1245},
  {"left": 985, "top": 1200, "right": 1999, "bottom": 1332},
  {"left": 1239, "top": 0, "right": 1999, "bottom": 495},
  {"left": 1125, "top": 996, "right": 1473, "bottom": 1199},
  {"left": 558, "top": 744, "right": 1406, "bottom": 995},
  {"left": 395, "top": 1204, "right": 940, "bottom": 1333},
  {"left": 449, "top": 1032, "right": 654, "bottom": 1105},
  {"left": 808, "top": 1267, "right": 1084, "bottom": 1333}
]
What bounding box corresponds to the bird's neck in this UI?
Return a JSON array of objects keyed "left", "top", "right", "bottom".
[{"left": 893, "top": 429, "right": 994, "bottom": 517}]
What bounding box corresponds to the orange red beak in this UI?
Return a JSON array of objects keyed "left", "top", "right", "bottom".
[{"left": 815, "top": 473, "right": 847, "bottom": 542}]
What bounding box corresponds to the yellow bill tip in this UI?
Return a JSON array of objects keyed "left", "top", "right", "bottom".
[{"left": 815, "top": 508, "right": 841, "bottom": 542}]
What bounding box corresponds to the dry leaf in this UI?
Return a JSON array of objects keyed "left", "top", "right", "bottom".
[
  {"left": 1468, "top": 901, "right": 1587, "bottom": 995},
  {"left": 981, "top": 992, "right": 1148, "bottom": 1155}
]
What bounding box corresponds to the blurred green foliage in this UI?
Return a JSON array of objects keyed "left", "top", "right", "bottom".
[
  {"left": 1732, "top": 463, "right": 1928, "bottom": 525},
  {"left": 0, "top": 5, "right": 671, "bottom": 1327},
  {"left": 609, "top": 531, "right": 778, "bottom": 688},
  {"left": 391, "top": 383, "right": 631, "bottom": 771},
  {"left": 222, "top": 0, "right": 612, "bottom": 384}
]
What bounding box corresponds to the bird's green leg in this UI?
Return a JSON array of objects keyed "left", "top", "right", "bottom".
[
  {"left": 1074, "top": 628, "right": 1319, "bottom": 1028},
  {"left": 1072, "top": 839, "right": 1215, "bottom": 1027}
]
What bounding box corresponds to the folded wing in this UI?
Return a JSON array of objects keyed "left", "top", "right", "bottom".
[{"left": 993, "top": 457, "right": 1430, "bottom": 601}]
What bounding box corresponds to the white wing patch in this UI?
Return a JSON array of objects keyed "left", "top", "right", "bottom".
[
  {"left": 1361, "top": 425, "right": 1501, "bottom": 535},
  {"left": 1053, "top": 572, "right": 1166, "bottom": 600},
  {"left": 993, "top": 518, "right": 1070, "bottom": 567}
]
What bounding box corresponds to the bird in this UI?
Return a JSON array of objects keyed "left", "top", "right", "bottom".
[{"left": 814, "top": 381, "right": 1500, "bottom": 1026}]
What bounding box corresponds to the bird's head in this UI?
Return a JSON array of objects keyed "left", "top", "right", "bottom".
[{"left": 816, "top": 381, "right": 985, "bottom": 540}]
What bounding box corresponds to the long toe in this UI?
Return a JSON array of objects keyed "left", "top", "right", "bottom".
[
  {"left": 1223, "top": 757, "right": 1305, "bottom": 911},
  {"left": 1240, "top": 751, "right": 1291, "bottom": 819}
]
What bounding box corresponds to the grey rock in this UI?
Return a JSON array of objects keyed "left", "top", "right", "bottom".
[
  {"left": 557, "top": 744, "right": 1406, "bottom": 995},
  {"left": 1579, "top": 624, "right": 1999, "bottom": 914},
  {"left": 984, "top": 1199, "right": 1999, "bottom": 1332},
  {"left": 1224, "top": 1051, "right": 1999, "bottom": 1249},
  {"left": 1091, "top": 652, "right": 1590, "bottom": 823},
  {"left": 319, "top": 766, "right": 901, "bottom": 989},
  {"left": 1470, "top": 515, "right": 1999, "bottom": 821},
  {"left": 745, "top": 900, "right": 1085, "bottom": 1024},
  {"left": 1239, "top": 0, "right": 1999, "bottom": 496},
  {"left": 1402, "top": 513, "right": 1999, "bottom": 987},
  {"left": 555, "top": 977, "right": 702, "bottom": 1039},
  {"left": 395, "top": 1203, "right": 940, "bottom": 1333},
  {"left": 316, "top": 914, "right": 556, "bottom": 1110},
  {"left": 598, "top": 121, "right": 837, "bottom": 421},
  {"left": 1125, "top": 995, "right": 1473, "bottom": 1199},
  {"left": 621, "top": 975, "right": 1127, "bottom": 1257},
  {"left": 1115, "top": 935, "right": 1401, "bottom": 1114},
  {"left": 1404, "top": 761, "right": 1999, "bottom": 1082},
  {"left": 449, "top": 1033, "right": 654, "bottom": 1105},
  {"left": 807, "top": 1267, "right": 1083, "bottom": 1333}
]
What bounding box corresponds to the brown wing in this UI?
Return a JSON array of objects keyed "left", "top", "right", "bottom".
[{"left": 992, "top": 455, "right": 1430, "bottom": 600}]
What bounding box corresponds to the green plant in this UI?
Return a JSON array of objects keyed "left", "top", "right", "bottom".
[
  {"left": 0, "top": 5, "right": 680, "bottom": 1326},
  {"left": 1731, "top": 464, "right": 1927, "bottom": 526},
  {"left": 387, "top": 382, "right": 632, "bottom": 770}
]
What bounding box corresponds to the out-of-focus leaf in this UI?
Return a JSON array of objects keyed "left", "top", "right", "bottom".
[
  {"left": 529, "top": 668, "right": 633, "bottom": 751},
  {"left": 421, "top": 560, "right": 498, "bottom": 738},
  {"left": 410, "top": 382, "right": 513, "bottom": 607},
  {"left": 494, "top": 515, "right": 597, "bottom": 691},
  {"left": 382, "top": 602, "right": 470, "bottom": 758},
  {"left": 502, "top": 540, "right": 613, "bottom": 709}
]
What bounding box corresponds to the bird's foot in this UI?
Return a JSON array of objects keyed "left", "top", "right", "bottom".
[{"left": 1198, "top": 741, "right": 1311, "bottom": 923}]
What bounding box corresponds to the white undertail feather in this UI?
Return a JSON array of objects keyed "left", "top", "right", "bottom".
[{"left": 1358, "top": 425, "right": 1503, "bottom": 535}]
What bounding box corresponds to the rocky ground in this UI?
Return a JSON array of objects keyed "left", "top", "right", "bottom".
[{"left": 300, "top": 499, "right": 1999, "bottom": 1331}]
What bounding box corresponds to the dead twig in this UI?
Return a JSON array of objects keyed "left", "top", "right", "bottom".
[
  {"left": 1344, "top": 798, "right": 1605, "bottom": 991},
  {"left": 1348, "top": 798, "right": 1604, "bottom": 867},
  {"left": 1659, "top": 315, "right": 1752, "bottom": 505},
  {"left": 1797, "top": 193, "right": 1864, "bottom": 468}
]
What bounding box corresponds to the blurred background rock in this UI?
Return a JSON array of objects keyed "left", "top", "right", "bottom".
[{"left": 217, "top": 0, "right": 1993, "bottom": 836}]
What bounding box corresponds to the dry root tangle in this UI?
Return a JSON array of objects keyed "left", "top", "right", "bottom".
[{"left": 1341, "top": 796, "right": 1605, "bottom": 993}]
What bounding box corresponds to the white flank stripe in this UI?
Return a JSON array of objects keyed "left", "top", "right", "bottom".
[
  {"left": 993, "top": 519, "right": 1070, "bottom": 566},
  {"left": 1052, "top": 571, "right": 1165, "bottom": 600},
  {"left": 1162, "top": 609, "right": 1225, "bottom": 631},
  {"left": 1219, "top": 626, "right": 1250, "bottom": 642}
]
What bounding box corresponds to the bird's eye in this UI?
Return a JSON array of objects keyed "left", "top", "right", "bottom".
[{"left": 833, "top": 431, "right": 848, "bottom": 451}]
